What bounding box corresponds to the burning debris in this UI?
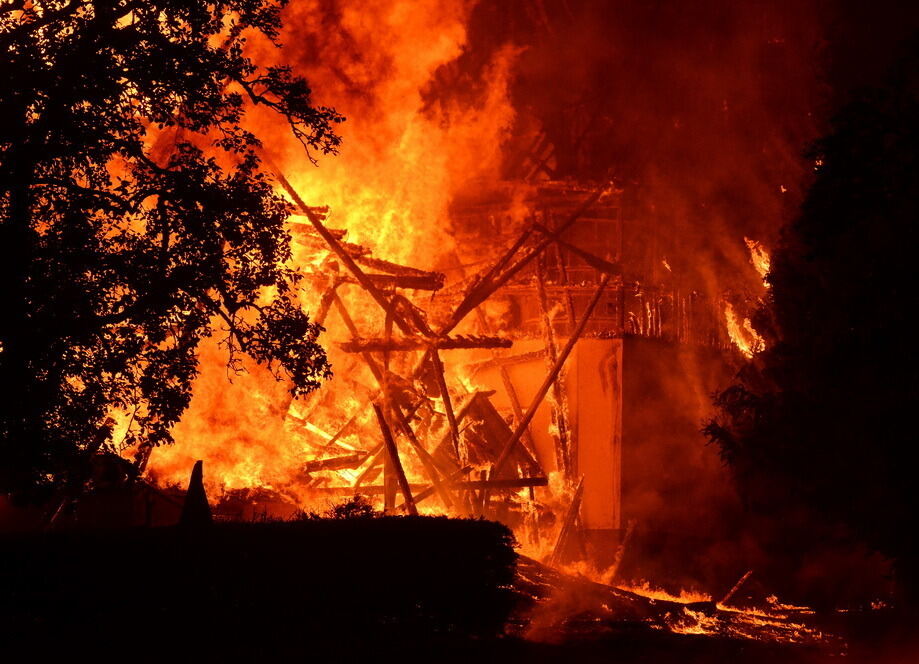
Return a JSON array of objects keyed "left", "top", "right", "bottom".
[
  {"left": 130, "top": 2, "right": 798, "bottom": 634},
  {"left": 6, "top": 1, "right": 915, "bottom": 659},
  {"left": 146, "top": 174, "right": 743, "bottom": 558}
]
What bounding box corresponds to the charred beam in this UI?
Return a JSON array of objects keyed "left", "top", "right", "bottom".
[
  {"left": 303, "top": 453, "right": 369, "bottom": 474},
  {"left": 365, "top": 273, "right": 444, "bottom": 291},
  {"left": 355, "top": 254, "right": 442, "bottom": 280},
  {"left": 339, "top": 273, "right": 444, "bottom": 291},
  {"left": 451, "top": 477, "right": 547, "bottom": 490},
  {"left": 430, "top": 349, "right": 462, "bottom": 461},
  {"left": 339, "top": 335, "right": 512, "bottom": 353},
  {"left": 536, "top": 257, "right": 573, "bottom": 477},
  {"left": 548, "top": 476, "right": 584, "bottom": 568},
  {"left": 468, "top": 349, "right": 547, "bottom": 374},
  {"left": 397, "top": 465, "right": 473, "bottom": 511},
  {"left": 533, "top": 222, "right": 622, "bottom": 276},
  {"left": 373, "top": 404, "right": 417, "bottom": 515},
  {"left": 319, "top": 473, "right": 542, "bottom": 498}
]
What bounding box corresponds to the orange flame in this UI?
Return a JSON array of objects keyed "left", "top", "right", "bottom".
[
  {"left": 143, "top": 1, "right": 520, "bottom": 508},
  {"left": 724, "top": 302, "right": 765, "bottom": 359},
  {"left": 744, "top": 237, "right": 771, "bottom": 286}
]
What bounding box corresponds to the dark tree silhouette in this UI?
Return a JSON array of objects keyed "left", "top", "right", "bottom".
[
  {"left": 0, "top": 1, "right": 342, "bottom": 498},
  {"left": 706, "top": 37, "right": 919, "bottom": 603}
]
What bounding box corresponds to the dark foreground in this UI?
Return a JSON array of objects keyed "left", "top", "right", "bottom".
[{"left": 1, "top": 517, "right": 914, "bottom": 662}]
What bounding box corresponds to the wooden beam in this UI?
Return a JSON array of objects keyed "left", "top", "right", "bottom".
[
  {"left": 363, "top": 273, "right": 444, "bottom": 291},
  {"left": 498, "top": 365, "right": 542, "bottom": 472},
  {"left": 355, "top": 254, "right": 443, "bottom": 280},
  {"left": 429, "top": 349, "right": 462, "bottom": 461},
  {"left": 373, "top": 404, "right": 417, "bottom": 515},
  {"left": 396, "top": 465, "right": 473, "bottom": 510},
  {"left": 339, "top": 335, "right": 511, "bottom": 353},
  {"left": 548, "top": 476, "right": 584, "bottom": 567},
  {"left": 468, "top": 349, "right": 547, "bottom": 374},
  {"left": 316, "top": 472, "right": 540, "bottom": 500},
  {"left": 353, "top": 444, "right": 385, "bottom": 488},
  {"left": 532, "top": 222, "right": 622, "bottom": 276},
  {"left": 303, "top": 453, "right": 368, "bottom": 474},
  {"left": 389, "top": 405, "right": 455, "bottom": 509},
  {"left": 451, "top": 477, "right": 547, "bottom": 490},
  {"left": 536, "top": 256, "right": 573, "bottom": 477},
  {"left": 718, "top": 570, "right": 754, "bottom": 607},
  {"left": 443, "top": 184, "right": 609, "bottom": 334}
]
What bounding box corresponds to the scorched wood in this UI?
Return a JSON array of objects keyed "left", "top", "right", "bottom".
[
  {"left": 548, "top": 476, "right": 584, "bottom": 567},
  {"left": 302, "top": 453, "right": 369, "bottom": 473},
  {"left": 339, "top": 335, "right": 512, "bottom": 353},
  {"left": 373, "top": 404, "right": 418, "bottom": 515}
]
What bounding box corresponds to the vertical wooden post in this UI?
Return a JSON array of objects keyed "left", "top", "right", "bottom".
[
  {"left": 374, "top": 404, "right": 417, "bottom": 516},
  {"left": 430, "top": 349, "right": 462, "bottom": 462}
]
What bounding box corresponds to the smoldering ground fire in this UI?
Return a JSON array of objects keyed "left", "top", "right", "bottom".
[{"left": 3, "top": 0, "right": 918, "bottom": 660}]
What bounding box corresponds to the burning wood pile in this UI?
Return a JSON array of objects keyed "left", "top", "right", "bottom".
[{"left": 269, "top": 169, "right": 612, "bottom": 535}]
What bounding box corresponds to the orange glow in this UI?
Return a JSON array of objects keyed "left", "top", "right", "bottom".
[
  {"left": 621, "top": 580, "right": 712, "bottom": 604},
  {"left": 143, "top": 1, "right": 520, "bottom": 510}
]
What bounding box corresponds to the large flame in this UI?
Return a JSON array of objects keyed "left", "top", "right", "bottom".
[
  {"left": 724, "top": 238, "right": 771, "bottom": 358},
  {"left": 145, "top": 1, "right": 518, "bottom": 506},
  {"left": 745, "top": 237, "right": 771, "bottom": 286}
]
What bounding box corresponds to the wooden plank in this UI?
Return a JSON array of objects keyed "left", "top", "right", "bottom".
[
  {"left": 468, "top": 349, "right": 547, "bottom": 374},
  {"left": 317, "top": 473, "right": 543, "bottom": 498},
  {"left": 396, "top": 465, "right": 473, "bottom": 511},
  {"left": 451, "top": 477, "right": 547, "bottom": 490},
  {"left": 353, "top": 444, "right": 385, "bottom": 488},
  {"left": 389, "top": 406, "right": 455, "bottom": 509},
  {"left": 718, "top": 570, "right": 754, "bottom": 607}
]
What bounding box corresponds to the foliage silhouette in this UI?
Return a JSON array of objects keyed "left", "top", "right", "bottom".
[
  {"left": 706, "top": 36, "right": 919, "bottom": 603},
  {"left": 0, "top": 1, "right": 342, "bottom": 498}
]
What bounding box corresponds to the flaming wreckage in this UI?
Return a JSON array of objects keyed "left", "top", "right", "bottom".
[{"left": 140, "top": 169, "right": 736, "bottom": 558}]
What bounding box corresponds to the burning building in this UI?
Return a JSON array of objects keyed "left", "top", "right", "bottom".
[{"left": 135, "top": 0, "right": 814, "bottom": 578}]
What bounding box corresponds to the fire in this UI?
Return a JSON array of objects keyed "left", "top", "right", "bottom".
[
  {"left": 144, "top": 1, "right": 521, "bottom": 508},
  {"left": 724, "top": 238, "right": 771, "bottom": 357},
  {"left": 620, "top": 580, "right": 712, "bottom": 604},
  {"left": 724, "top": 302, "right": 765, "bottom": 359},
  {"left": 131, "top": 5, "right": 796, "bottom": 599},
  {"left": 745, "top": 237, "right": 771, "bottom": 285}
]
